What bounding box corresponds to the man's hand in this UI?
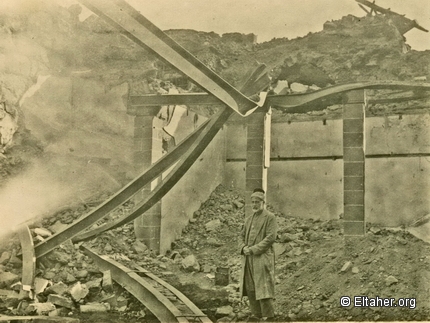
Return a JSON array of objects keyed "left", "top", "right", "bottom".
[{"left": 243, "top": 246, "right": 252, "bottom": 256}]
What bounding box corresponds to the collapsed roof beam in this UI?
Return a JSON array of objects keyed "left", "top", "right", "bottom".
[{"left": 355, "top": 0, "right": 428, "bottom": 34}]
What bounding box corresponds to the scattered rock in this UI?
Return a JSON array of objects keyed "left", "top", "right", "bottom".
[
  {"left": 49, "top": 221, "right": 68, "bottom": 234},
  {"left": 80, "top": 302, "right": 110, "bottom": 313},
  {"left": 85, "top": 278, "right": 102, "bottom": 293},
  {"left": 27, "top": 302, "right": 56, "bottom": 315},
  {"left": 215, "top": 305, "right": 233, "bottom": 318},
  {"left": 46, "top": 282, "right": 68, "bottom": 295},
  {"left": 0, "top": 252, "right": 11, "bottom": 265},
  {"left": 34, "top": 277, "right": 50, "bottom": 295},
  {"left": 279, "top": 233, "right": 298, "bottom": 243},
  {"left": 182, "top": 255, "right": 200, "bottom": 272},
  {"left": 117, "top": 295, "right": 128, "bottom": 307},
  {"left": 34, "top": 227, "right": 53, "bottom": 237},
  {"left": 48, "top": 294, "right": 75, "bottom": 309},
  {"left": 385, "top": 275, "right": 398, "bottom": 286},
  {"left": 104, "top": 243, "right": 113, "bottom": 253},
  {"left": 207, "top": 237, "right": 224, "bottom": 246},
  {"left": 75, "top": 269, "right": 89, "bottom": 279},
  {"left": 47, "top": 250, "right": 71, "bottom": 265},
  {"left": 203, "top": 264, "right": 213, "bottom": 273},
  {"left": 352, "top": 266, "right": 359, "bottom": 274},
  {"left": 340, "top": 261, "right": 352, "bottom": 272},
  {"left": 132, "top": 240, "right": 148, "bottom": 254},
  {"left": 102, "top": 270, "right": 113, "bottom": 293},
  {"left": 205, "top": 219, "right": 222, "bottom": 232},
  {"left": 233, "top": 200, "right": 244, "bottom": 209},
  {"left": 0, "top": 271, "right": 19, "bottom": 288},
  {"left": 70, "top": 282, "right": 89, "bottom": 301},
  {"left": 66, "top": 273, "right": 77, "bottom": 284}
]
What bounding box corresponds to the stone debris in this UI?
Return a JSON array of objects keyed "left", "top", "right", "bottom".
[
  {"left": 34, "top": 278, "right": 51, "bottom": 295},
  {"left": 181, "top": 255, "right": 200, "bottom": 272},
  {"left": 102, "top": 270, "right": 113, "bottom": 293},
  {"left": 205, "top": 219, "right": 222, "bottom": 232},
  {"left": 34, "top": 228, "right": 53, "bottom": 237},
  {"left": 27, "top": 302, "right": 56, "bottom": 315},
  {"left": 352, "top": 266, "right": 359, "bottom": 274},
  {"left": 80, "top": 302, "right": 110, "bottom": 313},
  {"left": 340, "top": 261, "right": 352, "bottom": 272},
  {"left": 0, "top": 271, "right": 19, "bottom": 288},
  {"left": 46, "top": 282, "right": 68, "bottom": 296},
  {"left": 132, "top": 240, "right": 148, "bottom": 254},
  {"left": 69, "top": 282, "right": 89, "bottom": 301},
  {"left": 385, "top": 275, "right": 399, "bottom": 286},
  {"left": 0, "top": 251, "right": 11, "bottom": 265},
  {"left": 215, "top": 305, "right": 233, "bottom": 318},
  {"left": 47, "top": 294, "right": 75, "bottom": 309}
]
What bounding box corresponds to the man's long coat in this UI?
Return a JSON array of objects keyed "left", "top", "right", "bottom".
[{"left": 239, "top": 209, "right": 277, "bottom": 300}]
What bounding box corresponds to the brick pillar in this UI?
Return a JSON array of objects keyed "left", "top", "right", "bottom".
[
  {"left": 132, "top": 107, "right": 163, "bottom": 253},
  {"left": 343, "top": 90, "right": 366, "bottom": 236},
  {"left": 245, "top": 108, "right": 271, "bottom": 217}
]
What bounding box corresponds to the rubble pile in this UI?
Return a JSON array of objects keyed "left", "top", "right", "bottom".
[{"left": 167, "top": 185, "right": 429, "bottom": 322}]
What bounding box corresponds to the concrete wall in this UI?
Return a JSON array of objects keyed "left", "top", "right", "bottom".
[
  {"left": 225, "top": 114, "right": 430, "bottom": 226},
  {"left": 160, "top": 126, "right": 226, "bottom": 254}
]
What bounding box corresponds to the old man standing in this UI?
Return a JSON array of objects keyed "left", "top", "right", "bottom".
[{"left": 239, "top": 188, "right": 277, "bottom": 321}]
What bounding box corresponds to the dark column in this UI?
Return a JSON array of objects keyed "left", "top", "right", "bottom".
[{"left": 343, "top": 90, "right": 366, "bottom": 236}]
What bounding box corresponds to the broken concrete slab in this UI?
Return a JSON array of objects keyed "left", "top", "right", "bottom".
[
  {"left": 0, "top": 271, "right": 19, "bottom": 288},
  {"left": 69, "top": 282, "right": 89, "bottom": 301},
  {"left": 85, "top": 278, "right": 102, "bottom": 293},
  {"left": 80, "top": 302, "right": 110, "bottom": 313},
  {"left": 102, "top": 270, "right": 113, "bottom": 293},
  {"left": 34, "top": 228, "right": 53, "bottom": 237},
  {"left": 46, "top": 282, "right": 68, "bottom": 295},
  {"left": 48, "top": 294, "right": 75, "bottom": 309},
  {"left": 34, "top": 277, "right": 51, "bottom": 295},
  {"left": 181, "top": 254, "right": 200, "bottom": 272},
  {"left": 27, "top": 302, "right": 56, "bottom": 315}
]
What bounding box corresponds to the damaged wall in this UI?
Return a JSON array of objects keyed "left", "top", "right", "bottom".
[
  {"left": 225, "top": 114, "right": 430, "bottom": 226},
  {"left": 161, "top": 127, "right": 226, "bottom": 254}
]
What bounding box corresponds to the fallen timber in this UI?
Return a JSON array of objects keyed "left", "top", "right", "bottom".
[{"left": 81, "top": 245, "right": 212, "bottom": 323}]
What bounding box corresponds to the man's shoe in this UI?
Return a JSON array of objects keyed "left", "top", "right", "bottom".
[{"left": 246, "top": 316, "right": 260, "bottom": 322}]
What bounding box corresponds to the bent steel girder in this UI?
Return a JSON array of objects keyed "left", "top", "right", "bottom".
[
  {"left": 72, "top": 66, "right": 269, "bottom": 243},
  {"left": 33, "top": 119, "right": 210, "bottom": 258},
  {"left": 17, "top": 225, "right": 35, "bottom": 300},
  {"left": 130, "top": 82, "right": 430, "bottom": 114},
  {"left": 73, "top": 106, "right": 233, "bottom": 242},
  {"left": 78, "top": 0, "right": 262, "bottom": 116},
  {"left": 267, "top": 82, "right": 430, "bottom": 111},
  {"left": 81, "top": 246, "right": 193, "bottom": 323}
]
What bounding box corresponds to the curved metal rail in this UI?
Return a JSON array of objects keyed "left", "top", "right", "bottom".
[
  {"left": 130, "top": 82, "right": 430, "bottom": 114},
  {"left": 72, "top": 106, "right": 233, "bottom": 242},
  {"left": 33, "top": 119, "right": 210, "bottom": 258},
  {"left": 81, "top": 245, "right": 212, "bottom": 323},
  {"left": 17, "top": 225, "right": 35, "bottom": 300},
  {"left": 78, "top": 0, "right": 261, "bottom": 116}
]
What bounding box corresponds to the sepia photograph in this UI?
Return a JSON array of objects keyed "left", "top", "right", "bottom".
[{"left": 0, "top": 0, "right": 429, "bottom": 322}]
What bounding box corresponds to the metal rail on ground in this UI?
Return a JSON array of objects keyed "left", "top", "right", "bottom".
[{"left": 81, "top": 245, "right": 212, "bottom": 323}]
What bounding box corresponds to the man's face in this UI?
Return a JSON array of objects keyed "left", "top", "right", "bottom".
[{"left": 251, "top": 197, "right": 264, "bottom": 212}]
